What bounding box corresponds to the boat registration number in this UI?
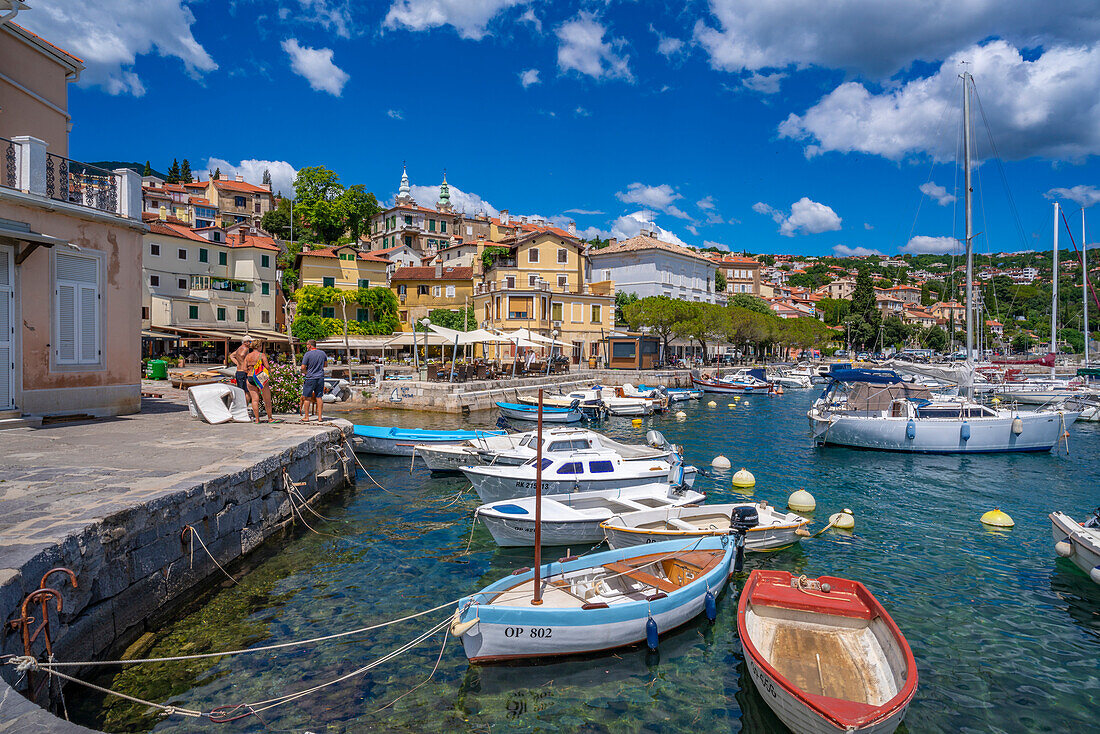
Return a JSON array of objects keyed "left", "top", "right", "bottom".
[
  {"left": 503, "top": 626, "right": 553, "bottom": 638},
  {"left": 513, "top": 481, "right": 542, "bottom": 490}
]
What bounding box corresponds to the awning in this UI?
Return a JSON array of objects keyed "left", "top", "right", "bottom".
[
  {"left": 0, "top": 218, "right": 76, "bottom": 265},
  {"left": 383, "top": 331, "right": 451, "bottom": 347},
  {"left": 506, "top": 328, "right": 571, "bottom": 347},
  {"left": 141, "top": 329, "right": 180, "bottom": 339},
  {"left": 316, "top": 336, "right": 391, "bottom": 350}
]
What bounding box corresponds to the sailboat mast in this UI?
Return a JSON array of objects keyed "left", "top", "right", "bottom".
[
  {"left": 1084, "top": 209, "right": 1090, "bottom": 366},
  {"left": 1052, "top": 202, "right": 1060, "bottom": 378},
  {"left": 963, "top": 72, "right": 975, "bottom": 362},
  {"left": 532, "top": 388, "right": 544, "bottom": 606}
]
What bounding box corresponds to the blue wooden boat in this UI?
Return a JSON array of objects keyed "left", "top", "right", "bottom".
[
  {"left": 497, "top": 401, "right": 583, "bottom": 424},
  {"left": 351, "top": 425, "right": 506, "bottom": 456}
]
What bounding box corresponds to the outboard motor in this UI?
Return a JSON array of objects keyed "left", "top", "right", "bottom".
[
  {"left": 646, "top": 429, "right": 668, "bottom": 448},
  {"left": 568, "top": 398, "right": 582, "bottom": 413},
  {"left": 729, "top": 505, "right": 760, "bottom": 573},
  {"left": 1085, "top": 507, "right": 1100, "bottom": 530},
  {"left": 666, "top": 451, "right": 685, "bottom": 490}
]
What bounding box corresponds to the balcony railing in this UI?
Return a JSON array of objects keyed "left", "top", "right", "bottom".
[
  {"left": 46, "top": 153, "right": 120, "bottom": 214},
  {"left": 1, "top": 137, "right": 15, "bottom": 189}
]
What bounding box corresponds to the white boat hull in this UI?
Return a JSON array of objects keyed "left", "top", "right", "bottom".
[
  {"left": 604, "top": 520, "right": 805, "bottom": 553},
  {"left": 810, "top": 410, "right": 1077, "bottom": 453},
  {"left": 693, "top": 377, "right": 771, "bottom": 394},
  {"left": 467, "top": 470, "right": 697, "bottom": 504},
  {"left": 1050, "top": 512, "right": 1100, "bottom": 585},
  {"left": 745, "top": 653, "right": 911, "bottom": 734},
  {"left": 499, "top": 405, "right": 582, "bottom": 423},
  {"left": 415, "top": 444, "right": 481, "bottom": 472}
]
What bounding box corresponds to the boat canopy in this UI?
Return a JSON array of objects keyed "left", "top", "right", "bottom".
[
  {"left": 846, "top": 382, "right": 934, "bottom": 411},
  {"left": 828, "top": 368, "right": 901, "bottom": 384}
]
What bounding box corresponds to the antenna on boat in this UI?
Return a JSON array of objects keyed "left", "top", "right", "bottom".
[{"left": 532, "top": 388, "right": 544, "bottom": 606}]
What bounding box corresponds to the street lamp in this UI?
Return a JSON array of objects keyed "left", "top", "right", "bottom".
[{"left": 415, "top": 316, "right": 431, "bottom": 371}]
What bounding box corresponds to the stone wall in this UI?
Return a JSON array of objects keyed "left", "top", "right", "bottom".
[{"left": 0, "top": 422, "right": 355, "bottom": 733}]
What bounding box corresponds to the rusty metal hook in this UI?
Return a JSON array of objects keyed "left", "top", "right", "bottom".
[{"left": 39, "top": 567, "right": 77, "bottom": 591}]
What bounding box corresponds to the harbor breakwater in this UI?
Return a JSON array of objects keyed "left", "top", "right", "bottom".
[{"left": 0, "top": 409, "right": 355, "bottom": 732}]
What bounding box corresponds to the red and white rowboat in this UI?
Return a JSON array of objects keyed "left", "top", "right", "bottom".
[{"left": 738, "top": 570, "right": 918, "bottom": 734}]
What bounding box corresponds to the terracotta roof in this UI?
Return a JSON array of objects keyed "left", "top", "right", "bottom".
[
  {"left": 8, "top": 22, "right": 83, "bottom": 64},
  {"left": 391, "top": 266, "right": 473, "bottom": 281},
  {"left": 189, "top": 196, "right": 214, "bottom": 206},
  {"left": 589, "top": 235, "right": 714, "bottom": 264},
  {"left": 225, "top": 232, "right": 280, "bottom": 251},
  {"left": 711, "top": 255, "right": 758, "bottom": 264},
  {"left": 300, "top": 246, "right": 388, "bottom": 263},
  {"left": 146, "top": 221, "right": 208, "bottom": 242}
]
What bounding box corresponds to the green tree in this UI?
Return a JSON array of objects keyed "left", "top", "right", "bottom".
[
  {"left": 180, "top": 159, "right": 192, "bottom": 184},
  {"left": 615, "top": 291, "right": 639, "bottom": 326},
  {"left": 675, "top": 303, "right": 729, "bottom": 364},
  {"left": 714, "top": 269, "right": 727, "bottom": 293},
  {"left": 340, "top": 184, "right": 381, "bottom": 241},
  {"left": 729, "top": 293, "right": 771, "bottom": 314},
  {"left": 212, "top": 166, "right": 221, "bottom": 180},
  {"left": 294, "top": 166, "right": 347, "bottom": 244},
  {"left": 291, "top": 314, "right": 329, "bottom": 342},
  {"left": 261, "top": 198, "right": 293, "bottom": 239},
  {"left": 843, "top": 268, "right": 882, "bottom": 349},
  {"left": 882, "top": 315, "right": 913, "bottom": 349},
  {"left": 142, "top": 160, "right": 152, "bottom": 176},
  {"left": 429, "top": 306, "right": 475, "bottom": 331},
  {"left": 262, "top": 168, "right": 272, "bottom": 186},
  {"left": 818, "top": 298, "right": 850, "bottom": 326},
  {"left": 166, "top": 158, "right": 180, "bottom": 184},
  {"left": 623, "top": 296, "right": 696, "bottom": 359},
  {"left": 1058, "top": 327, "right": 1084, "bottom": 354},
  {"left": 921, "top": 326, "right": 948, "bottom": 352}
]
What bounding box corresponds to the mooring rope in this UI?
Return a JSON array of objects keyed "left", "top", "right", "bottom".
[
  {"left": 183, "top": 526, "right": 239, "bottom": 586},
  {"left": 344, "top": 438, "right": 404, "bottom": 496}
]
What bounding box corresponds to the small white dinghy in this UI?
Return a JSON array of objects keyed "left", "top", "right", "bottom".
[
  {"left": 739, "top": 570, "right": 918, "bottom": 734},
  {"left": 1050, "top": 509, "right": 1100, "bottom": 585},
  {"left": 187, "top": 384, "right": 251, "bottom": 424},
  {"left": 601, "top": 502, "right": 810, "bottom": 552},
  {"left": 476, "top": 485, "right": 706, "bottom": 547}
]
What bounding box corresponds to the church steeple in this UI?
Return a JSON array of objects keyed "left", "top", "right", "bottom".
[
  {"left": 437, "top": 170, "right": 452, "bottom": 212},
  {"left": 395, "top": 162, "right": 413, "bottom": 206}
]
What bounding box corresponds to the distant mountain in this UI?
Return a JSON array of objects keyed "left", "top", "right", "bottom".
[{"left": 87, "top": 161, "right": 167, "bottom": 179}]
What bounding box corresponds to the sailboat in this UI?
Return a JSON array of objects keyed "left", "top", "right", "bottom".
[
  {"left": 808, "top": 73, "right": 1080, "bottom": 453},
  {"left": 451, "top": 389, "right": 752, "bottom": 662}
]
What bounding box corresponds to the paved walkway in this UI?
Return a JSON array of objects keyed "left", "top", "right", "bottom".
[{"left": 0, "top": 397, "right": 346, "bottom": 582}]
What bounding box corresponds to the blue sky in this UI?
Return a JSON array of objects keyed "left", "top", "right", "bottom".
[{"left": 18, "top": 1, "right": 1100, "bottom": 256}]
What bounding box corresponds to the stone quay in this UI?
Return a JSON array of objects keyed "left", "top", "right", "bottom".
[{"left": 0, "top": 397, "right": 356, "bottom": 732}]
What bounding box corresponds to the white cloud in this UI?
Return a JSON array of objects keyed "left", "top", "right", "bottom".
[
  {"left": 1046, "top": 185, "right": 1100, "bottom": 207},
  {"left": 696, "top": 195, "right": 724, "bottom": 224},
  {"left": 833, "top": 245, "right": 882, "bottom": 257},
  {"left": 519, "top": 7, "right": 541, "bottom": 33},
  {"left": 565, "top": 208, "right": 604, "bottom": 215},
  {"left": 693, "top": 0, "right": 1100, "bottom": 79},
  {"left": 617, "top": 183, "right": 685, "bottom": 215},
  {"left": 575, "top": 106, "right": 591, "bottom": 117},
  {"left": 384, "top": 0, "right": 527, "bottom": 40},
  {"left": 754, "top": 197, "right": 842, "bottom": 237},
  {"left": 742, "top": 71, "right": 786, "bottom": 95},
  {"left": 556, "top": 12, "right": 632, "bottom": 81},
  {"left": 387, "top": 109, "right": 404, "bottom": 119},
  {"left": 704, "top": 240, "right": 731, "bottom": 251},
  {"left": 650, "top": 24, "right": 685, "bottom": 58},
  {"left": 282, "top": 39, "right": 349, "bottom": 96},
  {"left": 780, "top": 40, "right": 1100, "bottom": 161},
  {"left": 864, "top": 223, "right": 874, "bottom": 230},
  {"left": 901, "top": 235, "right": 959, "bottom": 254},
  {"left": 298, "top": 0, "right": 354, "bottom": 38},
  {"left": 204, "top": 158, "right": 297, "bottom": 198},
  {"left": 519, "top": 68, "right": 540, "bottom": 88},
  {"left": 406, "top": 182, "right": 499, "bottom": 218},
  {"left": 920, "top": 181, "right": 956, "bottom": 206},
  {"left": 609, "top": 211, "right": 688, "bottom": 246},
  {"left": 16, "top": 0, "right": 217, "bottom": 96}
]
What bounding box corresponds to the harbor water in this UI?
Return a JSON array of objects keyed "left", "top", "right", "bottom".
[{"left": 68, "top": 391, "right": 1100, "bottom": 732}]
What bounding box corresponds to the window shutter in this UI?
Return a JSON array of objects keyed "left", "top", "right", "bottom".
[
  {"left": 80, "top": 286, "right": 98, "bottom": 362},
  {"left": 57, "top": 283, "right": 76, "bottom": 362}
]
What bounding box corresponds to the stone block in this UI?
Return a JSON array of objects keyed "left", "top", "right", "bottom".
[
  {"left": 112, "top": 571, "right": 164, "bottom": 637},
  {"left": 241, "top": 526, "right": 264, "bottom": 555},
  {"left": 129, "top": 535, "right": 181, "bottom": 584},
  {"left": 215, "top": 502, "right": 251, "bottom": 538}
]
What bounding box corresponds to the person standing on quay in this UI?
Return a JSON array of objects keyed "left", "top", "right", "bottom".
[
  {"left": 244, "top": 339, "right": 275, "bottom": 423},
  {"left": 301, "top": 339, "right": 327, "bottom": 422},
  {"left": 230, "top": 335, "right": 253, "bottom": 391}
]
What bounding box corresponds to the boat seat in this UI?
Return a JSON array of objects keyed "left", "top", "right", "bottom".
[
  {"left": 664, "top": 518, "right": 698, "bottom": 531},
  {"left": 606, "top": 498, "right": 648, "bottom": 512},
  {"left": 602, "top": 562, "right": 678, "bottom": 594}
]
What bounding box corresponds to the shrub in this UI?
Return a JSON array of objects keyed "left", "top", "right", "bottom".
[{"left": 269, "top": 358, "right": 304, "bottom": 414}]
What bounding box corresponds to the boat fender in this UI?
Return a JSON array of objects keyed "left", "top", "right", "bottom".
[
  {"left": 960, "top": 421, "right": 971, "bottom": 442},
  {"left": 906, "top": 419, "right": 916, "bottom": 440},
  {"left": 647, "top": 592, "right": 668, "bottom": 601},
  {"left": 510, "top": 566, "right": 531, "bottom": 575},
  {"left": 1054, "top": 540, "right": 1073, "bottom": 557},
  {"left": 646, "top": 617, "right": 659, "bottom": 651},
  {"left": 704, "top": 591, "right": 717, "bottom": 622},
  {"left": 1012, "top": 417, "right": 1024, "bottom": 435},
  {"left": 1091, "top": 566, "right": 1100, "bottom": 585},
  {"left": 451, "top": 616, "right": 480, "bottom": 637},
  {"left": 582, "top": 602, "right": 609, "bottom": 610}
]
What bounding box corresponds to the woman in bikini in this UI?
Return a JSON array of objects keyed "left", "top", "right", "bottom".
[{"left": 243, "top": 339, "right": 275, "bottom": 423}]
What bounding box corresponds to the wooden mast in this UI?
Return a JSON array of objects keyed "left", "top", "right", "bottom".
[{"left": 532, "top": 388, "right": 544, "bottom": 605}]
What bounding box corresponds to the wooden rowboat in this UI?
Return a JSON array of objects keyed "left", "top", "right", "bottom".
[
  {"left": 601, "top": 502, "right": 810, "bottom": 552},
  {"left": 738, "top": 570, "right": 917, "bottom": 734}
]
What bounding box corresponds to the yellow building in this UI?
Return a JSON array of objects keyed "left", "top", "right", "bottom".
[
  {"left": 473, "top": 230, "right": 614, "bottom": 364},
  {"left": 391, "top": 264, "right": 474, "bottom": 328},
  {"left": 295, "top": 244, "right": 390, "bottom": 320}
]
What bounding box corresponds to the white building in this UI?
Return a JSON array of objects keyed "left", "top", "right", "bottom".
[
  {"left": 587, "top": 232, "right": 723, "bottom": 304},
  {"left": 143, "top": 219, "right": 284, "bottom": 345}
]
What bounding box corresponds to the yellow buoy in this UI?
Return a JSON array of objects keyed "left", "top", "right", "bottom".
[
  {"left": 707, "top": 400, "right": 717, "bottom": 407},
  {"left": 734, "top": 396, "right": 741, "bottom": 402},
  {"left": 990, "top": 396, "right": 1001, "bottom": 404},
  {"left": 829, "top": 508, "right": 856, "bottom": 530},
  {"left": 728, "top": 403, "right": 736, "bottom": 408},
  {"left": 711, "top": 455, "right": 732, "bottom": 469},
  {"left": 788, "top": 489, "right": 816, "bottom": 513},
  {"left": 675, "top": 410, "right": 687, "bottom": 420},
  {"left": 731, "top": 468, "right": 756, "bottom": 487},
  {"left": 980, "top": 508, "right": 1015, "bottom": 528},
  {"left": 631, "top": 418, "right": 643, "bottom": 426}
]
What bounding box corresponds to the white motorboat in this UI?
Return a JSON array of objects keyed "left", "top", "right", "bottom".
[
  {"left": 809, "top": 369, "right": 1078, "bottom": 453},
  {"left": 352, "top": 425, "right": 506, "bottom": 456},
  {"left": 521, "top": 388, "right": 655, "bottom": 416},
  {"left": 415, "top": 427, "right": 677, "bottom": 472},
  {"left": 693, "top": 368, "right": 773, "bottom": 394},
  {"left": 601, "top": 502, "right": 810, "bottom": 552},
  {"left": 475, "top": 485, "right": 705, "bottom": 547},
  {"left": 769, "top": 370, "right": 813, "bottom": 389},
  {"left": 461, "top": 449, "right": 697, "bottom": 503},
  {"left": 498, "top": 401, "right": 583, "bottom": 423},
  {"left": 1050, "top": 509, "right": 1100, "bottom": 585}
]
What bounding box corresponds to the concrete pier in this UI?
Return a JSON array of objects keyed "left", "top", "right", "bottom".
[
  {"left": 0, "top": 398, "right": 355, "bottom": 732},
  {"left": 371, "top": 368, "right": 695, "bottom": 412}
]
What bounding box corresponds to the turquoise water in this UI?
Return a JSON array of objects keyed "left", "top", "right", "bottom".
[{"left": 69, "top": 392, "right": 1100, "bottom": 732}]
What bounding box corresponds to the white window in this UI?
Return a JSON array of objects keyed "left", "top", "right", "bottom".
[
  {"left": 466, "top": 225, "right": 473, "bottom": 235},
  {"left": 433, "top": 285, "right": 441, "bottom": 297},
  {"left": 445, "top": 285, "right": 455, "bottom": 298},
  {"left": 55, "top": 252, "right": 100, "bottom": 365},
  {"left": 603, "top": 269, "right": 611, "bottom": 281}
]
